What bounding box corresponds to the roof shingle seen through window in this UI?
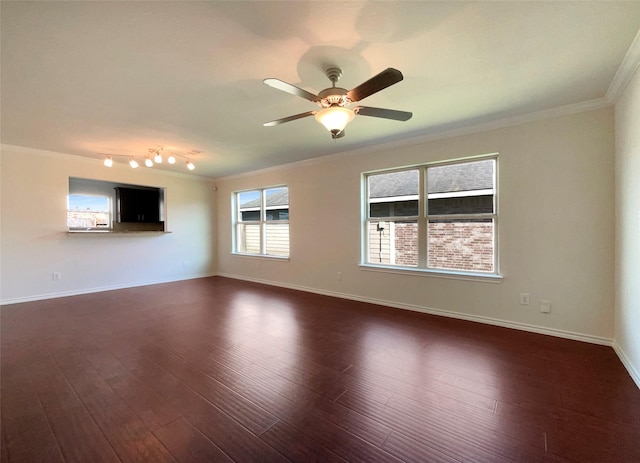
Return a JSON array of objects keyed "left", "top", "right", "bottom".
[
  {"left": 240, "top": 188, "right": 289, "bottom": 208},
  {"left": 369, "top": 159, "right": 494, "bottom": 199}
]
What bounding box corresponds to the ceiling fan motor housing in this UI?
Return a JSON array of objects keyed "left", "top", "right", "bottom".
[{"left": 318, "top": 87, "right": 350, "bottom": 107}]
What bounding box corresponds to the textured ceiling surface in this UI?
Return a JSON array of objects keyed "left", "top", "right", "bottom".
[{"left": 2, "top": 1, "right": 640, "bottom": 178}]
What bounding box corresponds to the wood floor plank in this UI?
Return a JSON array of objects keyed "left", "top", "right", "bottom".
[
  {"left": 148, "top": 338, "right": 402, "bottom": 463},
  {"left": 57, "top": 361, "right": 177, "bottom": 462},
  {"left": 147, "top": 342, "right": 396, "bottom": 462},
  {"left": 26, "top": 358, "right": 121, "bottom": 463},
  {"left": 208, "top": 363, "right": 396, "bottom": 460},
  {"left": 383, "top": 392, "right": 551, "bottom": 462},
  {"left": 240, "top": 357, "right": 349, "bottom": 402},
  {"left": 154, "top": 418, "right": 234, "bottom": 463},
  {"left": 1, "top": 432, "right": 8, "bottom": 463},
  {"left": 344, "top": 362, "right": 498, "bottom": 412},
  {"left": 381, "top": 431, "right": 465, "bottom": 463},
  {"left": 185, "top": 412, "right": 290, "bottom": 463},
  {"left": 548, "top": 408, "right": 640, "bottom": 462},
  {"left": 3, "top": 440, "right": 64, "bottom": 463},
  {"left": 1, "top": 412, "right": 62, "bottom": 463},
  {"left": 259, "top": 421, "right": 348, "bottom": 463},
  {"left": 1, "top": 378, "right": 54, "bottom": 443},
  {"left": 238, "top": 363, "right": 393, "bottom": 447},
  {"left": 337, "top": 388, "right": 517, "bottom": 463},
  {"left": 89, "top": 351, "right": 184, "bottom": 431},
  {"left": 141, "top": 345, "right": 280, "bottom": 435},
  {"left": 113, "top": 353, "right": 214, "bottom": 416},
  {"left": 106, "top": 352, "right": 290, "bottom": 462},
  {"left": 268, "top": 412, "right": 403, "bottom": 463},
  {"left": 43, "top": 404, "right": 121, "bottom": 463},
  {"left": 254, "top": 350, "right": 392, "bottom": 403}
]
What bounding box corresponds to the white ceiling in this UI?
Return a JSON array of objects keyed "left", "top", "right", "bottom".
[{"left": 2, "top": 1, "right": 640, "bottom": 178}]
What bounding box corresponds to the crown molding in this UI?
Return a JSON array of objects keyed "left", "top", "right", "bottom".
[
  {"left": 214, "top": 97, "right": 610, "bottom": 182},
  {"left": 606, "top": 28, "right": 640, "bottom": 104}
]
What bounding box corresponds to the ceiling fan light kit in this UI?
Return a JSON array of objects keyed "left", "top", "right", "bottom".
[
  {"left": 263, "top": 66, "right": 412, "bottom": 139},
  {"left": 315, "top": 106, "right": 355, "bottom": 138}
]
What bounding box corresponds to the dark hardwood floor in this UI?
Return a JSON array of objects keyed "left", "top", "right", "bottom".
[{"left": 1, "top": 276, "right": 639, "bottom": 462}]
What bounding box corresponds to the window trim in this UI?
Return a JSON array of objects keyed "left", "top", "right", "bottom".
[
  {"left": 232, "top": 185, "right": 290, "bottom": 258},
  {"left": 359, "top": 263, "right": 503, "bottom": 283},
  {"left": 361, "top": 154, "right": 500, "bottom": 278}
]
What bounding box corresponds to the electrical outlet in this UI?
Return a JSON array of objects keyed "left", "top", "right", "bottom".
[
  {"left": 182, "top": 260, "right": 189, "bottom": 268},
  {"left": 256, "top": 262, "right": 261, "bottom": 269},
  {"left": 52, "top": 272, "right": 62, "bottom": 281},
  {"left": 337, "top": 271, "right": 342, "bottom": 281},
  {"left": 520, "top": 293, "right": 530, "bottom": 305},
  {"left": 539, "top": 300, "right": 551, "bottom": 314}
]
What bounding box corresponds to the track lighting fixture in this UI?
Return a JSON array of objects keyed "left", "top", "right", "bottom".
[{"left": 99, "top": 147, "right": 199, "bottom": 171}]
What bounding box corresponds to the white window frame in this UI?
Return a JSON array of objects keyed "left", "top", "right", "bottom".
[
  {"left": 361, "top": 155, "right": 500, "bottom": 280},
  {"left": 233, "top": 185, "right": 289, "bottom": 258}
]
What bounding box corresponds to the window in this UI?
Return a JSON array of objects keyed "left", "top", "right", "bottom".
[
  {"left": 234, "top": 186, "right": 289, "bottom": 257},
  {"left": 68, "top": 178, "right": 166, "bottom": 232},
  {"left": 67, "top": 194, "right": 111, "bottom": 230},
  {"left": 364, "top": 156, "right": 497, "bottom": 275}
]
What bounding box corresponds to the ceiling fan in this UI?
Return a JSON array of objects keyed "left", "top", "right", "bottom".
[{"left": 263, "top": 67, "right": 412, "bottom": 139}]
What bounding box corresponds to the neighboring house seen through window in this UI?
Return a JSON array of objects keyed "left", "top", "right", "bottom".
[
  {"left": 67, "top": 194, "right": 111, "bottom": 230},
  {"left": 234, "top": 186, "right": 289, "bottom": 257},
  {"left": 364, "top": 156, "right": 497, "bottom": 275}
]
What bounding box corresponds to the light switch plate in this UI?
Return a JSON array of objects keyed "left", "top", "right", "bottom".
[{"left": 539, "top": 300, "right": 551, "bottom": 314}]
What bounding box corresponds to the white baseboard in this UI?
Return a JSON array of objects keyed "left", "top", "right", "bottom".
[
  {"left": 613, "top": 341, "right": 640, "bottom": 390},
  {"left": 0, "top": 273, "right": 216, "bottom": 306},
  {"left": 217, "top": 273, "right": 613, "bottom": 347}
]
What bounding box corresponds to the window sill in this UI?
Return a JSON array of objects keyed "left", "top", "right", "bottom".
[
  {"left": 231, "top": 252, "right": 290, "bottom": 262},
  {"left": 66, "top": 230, "right": 171, "bottom": 235},
  {"left": 359, "top": 264, "right": 502, "bottom": 283}
]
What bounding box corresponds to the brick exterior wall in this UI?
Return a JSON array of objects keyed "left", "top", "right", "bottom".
[
  {"left": 427, "top": 221, "right": 493, "bottom": 272},
  {"left": 394, "top": 222, "right": 418, "bottom": 266},
  {"left": 368, "top": 195, "right": 494, "bottom": 272}
]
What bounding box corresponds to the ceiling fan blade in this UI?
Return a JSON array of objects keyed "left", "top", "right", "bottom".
[
  {"left": 263, "top": 111, "right": 316, "bottom": 127},
  {"left": 263, "top": 78, "right": 319, "bottom": 102},
  {"left": 355, "top": 106, "right": 412, "bottom": 121},
  {"left": 347, "top": 68, "right": 404, "bottom": 103}
]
